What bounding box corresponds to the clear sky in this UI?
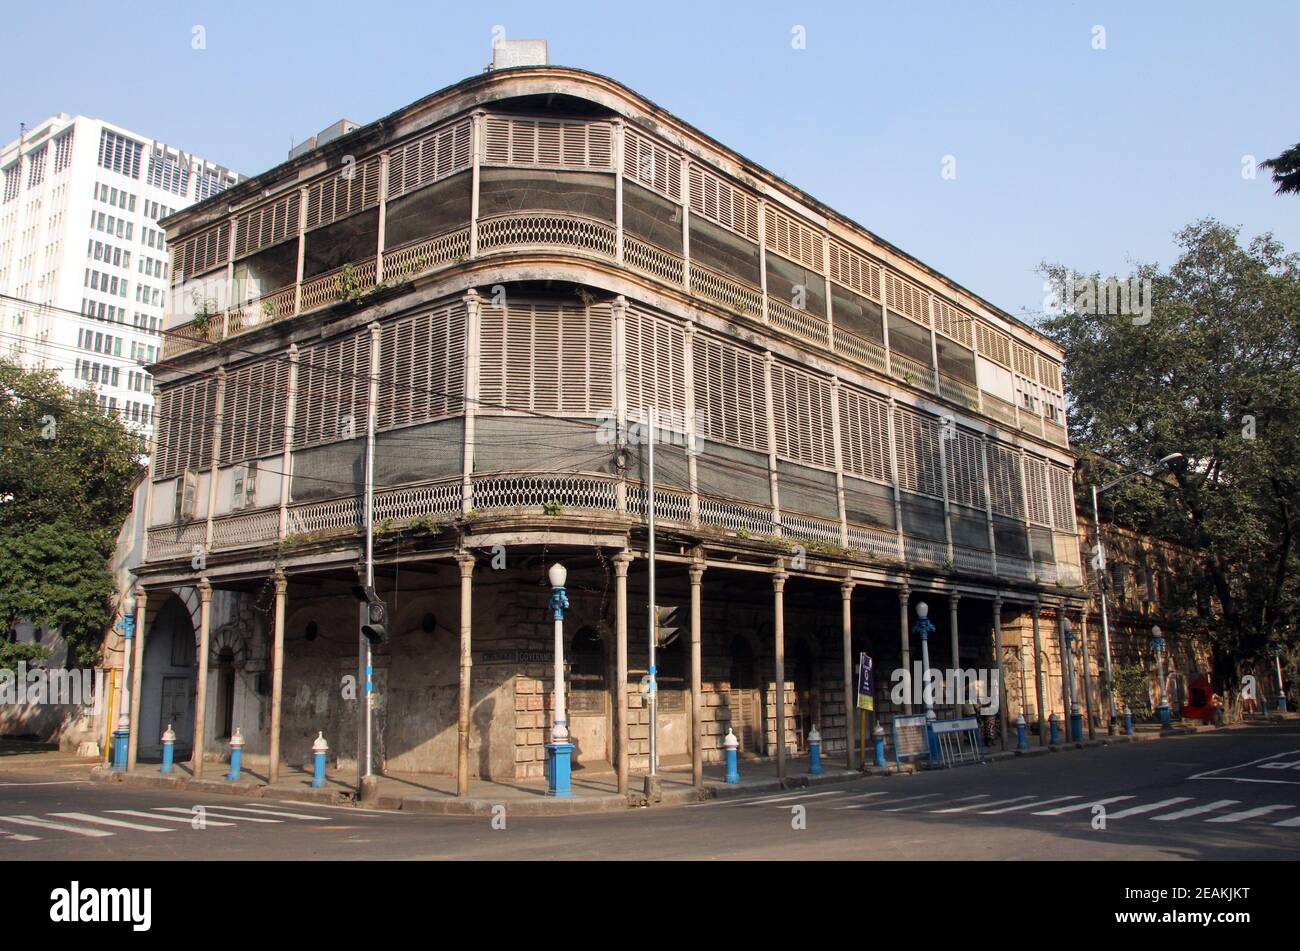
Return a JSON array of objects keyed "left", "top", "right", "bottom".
[{"left": 4, "top": 0, "right": 1296, "bottom": 321}]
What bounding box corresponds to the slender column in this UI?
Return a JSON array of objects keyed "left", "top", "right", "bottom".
[
  {"left": 469, "top": 111, "right": 483, "bottom": 258},
  {"left": 126, "top": 588, "right": 148, "bottom": 770},
  {"left": 684, "top": 323, "right": 701, "bottom": 526},
  {"left": 278, "top": 344, "right": 299, "bottom": 540},
  {"left": 772, "top": 570, "right": 789, "bottom": 779},
  {"left": 1080, "top": 610, "right": 1096, "bottom": 739},
  {"left": 293, "top": 186, "right": 307, "bottom": 314},
  {"left": 461, "top": 289, "right": 480, "bottom": 514},
  {"left": 456, "top": 552, "right": 475, "bottom": 797},
  {"left": 268, "top": 570, "right": 287, "bottom": 784},
  {"left": 937, "top": 417, "right": 955, "bottom": 562},
  {"left": 680, "top": 156, "right": 691, "bottom": 287},
  {"left": 830, "top": 378, "right": 848, "bottom": 547},
  {"left": 613, "top": 297, "right": 628, "bottom": 515},
  {"left": 375, "top": 153, "right": 388, "bottom": 282},
  {"left": 840, "top": 580, "right": 856, "bottom": 770},
  {"left": 886, "top": 398, "right": 905, "bottom": 560},
  {"left": 688, "top": 559, "right": 705, "bottom": 788},
  {"left": 763, "top": 352, "right": 781, "bottom": 532},
  {"left": 758, "top": 202, "right": 769, "bottom": 324},
  {"left": 949, "top": 592, "right": 962, "bottom": 714},
  {"left": 898, "top": 586, "right": 912, "bottom": 713},
  {"left": 992, "top": 596, "right": 1009, "bottom": 751},
  {"left": 979, "top": 435, "right": 998, "bottom": 575},
  {"left": 192, "top": 579, "right": 213, "bottom": 778},
  {"left": 203, "top": 368, "right": 226, "bottom": 554},
  {"left": 1059, "top": 608, "right": 1074, "bottom": 735},
  {"left": 613, "top": 119, "right": 625, "bottom": 263},
  {"left": 1031, "top": 600, "right": 1047, "bottom": 745},
  {"left": 613, "top": 553, "right": 633, "bottom": 795}
]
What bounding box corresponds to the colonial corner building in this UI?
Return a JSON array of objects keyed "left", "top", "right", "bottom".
[{"left": 120, "top": 49, "right": 1092, "bottom": 793}]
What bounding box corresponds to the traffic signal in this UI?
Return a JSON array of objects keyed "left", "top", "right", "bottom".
[
  {"left": 352, "top": 585, "right": 389, "bottom": 644},
  {"left": 655, "top": 605, "right": 681, "bottom": 647}
]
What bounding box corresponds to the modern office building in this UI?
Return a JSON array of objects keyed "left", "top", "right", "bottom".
[
  {"left": 122, "top": 47, "right": 1089, "bottom": 794},
  {"left": 0, "top": 114, "right": 239, "bottom": 431}
]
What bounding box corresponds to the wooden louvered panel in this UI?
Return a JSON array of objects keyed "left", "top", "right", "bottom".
[
  {"left": 687, "top": 165, "right": 759, "bottom": 242},
  {"left": 234, "top": 192, "right": 300, "bottom": 258},
  {"left": 1013, "top": 343, "right": 1038, "bottom": 380},
  {"left": 531, "top": 304, "right": 562, "bottom": 413},
  {"left": 482, "top": 116, "right": 613, "bottom": 171},
  {"left": 625, "top": 307, "right": 686, "bottom": 419},
  {"left": 1037, "top": 355, "right": 1062, "bottom": 393},
  {"left": 932, "top": 298, "right": 974, "bottom": 347},
  {"left": 377, "top": 303, "right": 467, "bottom": 429},
  {"left": 771, "top": 364, "right": 833, "bottom": 469},
  {"left": 176, "top": 223, "right": 230, "bottom": 279},
  {"left": 156, "top": 378, "right": 215, "bottom": 478},
  {"left": 828, "top": 242, "right": 881, "bottom": 301},
  {"left": 223, "top": 360, "right": 287, "bottom": 463},
  {"left": 838, "top": 386, "right": 890, "bottom": 484},
  {"left": 692, "top": 334, "right": 766, "bottom": 452},
  {"left": 893, "top": 406, "right": 942, "bottom": 497},
  {"left": 386, "top": 118, "right": 472, "bottom": 199},
  {"left": 477, "top": 302, "right": 612, "bottom": 416},
  {"left": 305, "top": 156, "right": 382, "bottom": 231},
  {"left": 622, "top": 127, "right": 681, "bottom": 202},
  {"left": 765, "top": 207, "right": 824, "bottom": 273},
  {"left": 294, "top": 330, "right": 371, "bottom": 448},
  {"left": 478, "top": 303, "right": 506, "bottom": 409},
  {"left": 975, "top": 321, "right": 1012, "bottom": 368},
  {"left": 1048, "top": 464, "right": 1075, "bottom": 531},
  {"left": 1023, "top": 454, "right": 1052, "bottom": 526},
  {"left": 885, "top": 272, "right": 930, "bottom": 325},
  {"left": 944, "top": 428, "right": 984, "bottom": 509},
  {"left": 986, "top": 441, "right": 1024, "bottom": 518}
]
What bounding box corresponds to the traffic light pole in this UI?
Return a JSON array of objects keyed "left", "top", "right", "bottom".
[
  {"left": 647, "top": 409, "right": 657, "bottom": 780},
  {"left": 359, "top": 324, "right": 380, "bottom": 791}
]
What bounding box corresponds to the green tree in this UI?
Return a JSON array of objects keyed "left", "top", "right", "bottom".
[
  {"left": 1041, "top": 221, "right": 1300, "bottom": 699},
  {"left": 0, "top": 360, "right": 143, "bottom": 666},
  {"left": 1261, "top": 142, "right": 1300, "bottom": 196}
]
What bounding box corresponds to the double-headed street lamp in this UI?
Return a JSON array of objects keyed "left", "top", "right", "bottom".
[
  {"left": 1152, "top": 625, "right": 1171, "bottom": 730},
  {"left": 1270, "top": 642, "right": 1288, "bottom": 714},
  {"left": 914, "top": 602, "right": 939, "bottom": 759},
  {"left": 1091, "top": 452, "right": 1183, "bottom": 733},
  {"left": 545, "top": 562, "right": 574, "bottom": 798}
]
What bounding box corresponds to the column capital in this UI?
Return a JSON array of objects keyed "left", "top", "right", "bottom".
[
  {"left": 949, "top": 591, "right": 962, "bottom": 607},
  {"left": 992, "top": 595, "right": 1004, "bottom": 610},
  {"left": 772, "top": 570, "right": 788, "bottom": 592},
  {"left": 197, "top": 578, "right": 212, "bottom": 600},
  {"left": 612, "top": 551, "right": 634, "bottom": 575},
  {"left": 898, "top": 585, "right": 911, "bottom": 604},
  {"left": 688, "top": 562, "right": 706, "bottom": 585},
  {"left": 455, "top": 551, "right": 476, "bottom": 577},
  {"left": 273, "top": 570, "right": 287, "bottom": 595},
  {"left": 840, "top": 578, "right": 856, "bottom": 597},
  {"left": 134, "top": 586, "right": 149, "bottom": 608}
]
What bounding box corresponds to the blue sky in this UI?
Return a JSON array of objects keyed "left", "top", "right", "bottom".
[{"left": 4, "top": 0, "right": 1296, "bottom": 320}]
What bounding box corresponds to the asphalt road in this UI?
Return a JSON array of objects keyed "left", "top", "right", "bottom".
[{"left": 3, "top": 723, "right": 1299, "bottom": 860}]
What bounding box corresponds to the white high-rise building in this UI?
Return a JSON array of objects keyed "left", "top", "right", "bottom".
[{"left": 0, "top": 114, "right": 240, "bottom": 433}]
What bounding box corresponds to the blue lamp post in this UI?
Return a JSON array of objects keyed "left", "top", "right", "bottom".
[
  {"left": 1271, "top": 643, "right": 1287, "bottom": 714},
  {"left": 1152, "top": 626, "right": 1171, "bottom": 729},
  {"left": 1063, "top": 617, "right": 1083, "bottom": 742},
  {"left": 545, "top": 563, "right": 574, "bottom": 798},
  {"left": 115, "top": 591, "right": 136, "bottom": 769},
  {"left": 914, "top": 601, "right": 939, "bottom": 761}
]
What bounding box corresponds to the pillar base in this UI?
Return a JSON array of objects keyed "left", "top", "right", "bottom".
[{"left": 545, "top": 742, "right": 575, "bottom": 798}]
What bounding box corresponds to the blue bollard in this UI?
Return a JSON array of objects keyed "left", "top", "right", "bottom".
[
  {"left": 1070, "top": 708, "right": 1084, "bottom": 743},
  {"left": 873, "top": 724, "right": 887, "bottom": 768},
  {"left": 1159, "top": 703, "right": 1172, "bottom": 729},
  {"left": 1123, "top": 706, "right": 1134, "bottom": 736},
  {"left": 160, "top": 724, "right": 175, "bottom": 775},
  {"left": 1016, "top": 714, "right": 1028, "bottom": 751},
  {"left": 807, "top": 725, "right": 822, "bottom": 775},
  {"left": 723, "top": 728, "right": 741, "bottom": 784},
  {"left": 111, "top": 714, "right": 129, "bottom": 772},
  {"left": 311, "top": 731, "right": 329, "bottom": 788},
  {"left": 1049, "top": 713, "right": 1061, "bottom": 746},
  {"left": 226, "top": 728, "right": 244, "bottom": 782},
  {"left": 925, "top": 711, "right": 940, "bottom": 764},
  {"left": 545, "top": 740, "right": 574, "bottom": 798}
]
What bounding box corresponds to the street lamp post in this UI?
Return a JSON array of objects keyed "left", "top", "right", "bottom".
[
  {"left": 1091, "top": 452, "right": 1183, "bottom": 733},
  {"left": 545, "top": 563, "right": 574, "bottom": 798},
  {"left": 1152, "top": 625, "right": 1171, "bottom": 730},
  {"left": 1271, "top": 643, "right": 1287, "bottom": 714},
  {"left": 116, "top": 590, "right": 137, "bottom": 765},
  {"left": 914, "top": 602, "right": 939, "bottom": 761},
  {"left": 1063, "top": 616, "right": 1082, "bottom": 742}
]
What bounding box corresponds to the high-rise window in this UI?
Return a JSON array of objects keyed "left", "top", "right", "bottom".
[
  {"left": 26, "top": 144, "right": 47, "bottom": 188},
  {"left": 53, "top": 130, "right": 75, "bottom": 172},
  {"left": 97, "top": 129, "right": 143, "bottom": 178},
  {"left": 147, "top": 151, "right": 190, "bottom": 195}
]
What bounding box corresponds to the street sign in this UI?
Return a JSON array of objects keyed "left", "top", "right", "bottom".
[
  {"left": 891, "top": 713, "right": 930, "bottom": 766},
  {"left": 655, "top": 605, "right": 680, "bottom": 647},
  {"left": 856, "top": 653, "right": 875, "bottom": 711}
]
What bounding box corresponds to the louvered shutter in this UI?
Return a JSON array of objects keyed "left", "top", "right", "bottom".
[
  {"left": 305, "top": 156, "right": 382, "bottom": 230},
  {"left": 893, "top": 406, "right": 942, "bottom": 497},
  {"left": 1023, "top": 454, "right": 1052, "bottom": 526},
  {"left": 770, "top": 364, "right": 834, "bottom": 469},
  {"left": 765, "top": 208, "right": 824, "bottom": 273},
  {"left": 975, "top": 321, "right": 1012, "bottom": 368},
  {"left": 687, "top": 165, "right": 759, "bottom": 242},
  {"left": 155, "top": 377, "right": 215, "bottom": 478},
  {"left": 692, "top": 334, "right": 767, "bottom": 452},
  {"left": 1048, "top": 464, "right": 1076, "bottom": 531},
  {"left": 885, "top": 272, "right": 931, "bottom": 325},
  {"left": 828, "top": 242, "right": 882, "bottom": 301},
  {"left": 176, "top": 222, "right": 230, "bottom": 279},
  {"left": 482, "top": 116, "right": 613, "bottom": 171},
  {"left": 625, "top": 307, "right": 686, "bottom": 421},
  {"left": 932, "top": 298, "right": 974, "bottom": 347},
  {"left": 622, "top": 127, "right": 681, "bottom": 202},
  {"left": 838, "top": 385, "right": 890, "bottom": 484},
  {"left": 944, "top": 428, "right": 984, "bottom": 509},
  {"left": 234, "top": 192, "right": 301, "bottom": 258},
  {"left": 386, "top": 118, "right": 473, "bottom": 199},
  {"left": 986, "top": 441, "right": 1024, "bottom": 517},
  {"left": 377, "top": 303, "right": 468, "bottom": 429},
  {"left": 294, "top": 330, "right": 372, "bottom": 448},
  {"left": 223, "top": 360, "right": 287, "bottom": 462}
]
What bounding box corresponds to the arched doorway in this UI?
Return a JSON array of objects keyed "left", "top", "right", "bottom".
[
  {"left": 728, "top": 636, "right": 762, "bottom": 754},
  {"left": 215, "top": 648, "right": 236, "bottom": 741},
  {"left": 138, "top": 595, "right": 196, "bottom": 760}
]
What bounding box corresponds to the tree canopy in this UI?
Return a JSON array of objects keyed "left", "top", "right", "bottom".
[
  {"left": 1040, "top": 220, "right": 1300, "bottom": 693},
  {"left": 0, "top": 360, "right": 144, "bottom": 667}
]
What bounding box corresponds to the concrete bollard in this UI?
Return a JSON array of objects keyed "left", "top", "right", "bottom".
[
  {"left": 1070, "top": 707, "right": 1084, "bottom": 743},
  {"left": 160, "top": 724, "right": 176, "bottom": 775},
  {"left": 873, "top": 724, "right": 887, "bottom": 768},
  {"left": 807, "top": 725, "right": 822, "bottom": 775},
  {"left": 1049, "top": 713, "right": 1061, "bottom": 746},
  {"left": 111, "top": 714, "right": 130, "bottom": 772},
  {"left": 723, "top": 727, "right": 740, "bottom": 784},
  {"left": 311, "top": 731, "right": 329, "bottom": 788},
  {"left": 1016, "top": 714, "right": 1028, "bottom": 751},
  {"left": 1123, "top": 706, "right": 1134, "bottom": 736},
  {"left": 226, "top": 727, "right": 244, "bottom": 782}
]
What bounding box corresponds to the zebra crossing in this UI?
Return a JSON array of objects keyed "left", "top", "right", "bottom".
[
  {"left": 0, "top": 802, "right": 365, "bottom": 843},
  {"left": 687, "top": 785, "right": 1300, "bottom": 827}
]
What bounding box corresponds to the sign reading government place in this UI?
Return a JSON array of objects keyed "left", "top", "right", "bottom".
[{"left": 478, "top": 649, "right": 555, "bottom": 665}]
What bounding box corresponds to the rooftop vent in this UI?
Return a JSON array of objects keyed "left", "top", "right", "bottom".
[
  {"left": 288, "top": 118, "right": 360, "bottom": 160},
  {"left": 491, "top": 39, "right": 548, "bottom": 70}
]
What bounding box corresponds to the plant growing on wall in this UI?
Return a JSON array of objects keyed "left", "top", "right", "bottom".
[
  {"left": 191, "top": 290, "right": 219, "bottom": 335},
  {"left": 1114, "top": 662, "right": 1153, "bottom": 716},
  {"left": 542, "top": 498, "right": 563, "bottom": 516}
]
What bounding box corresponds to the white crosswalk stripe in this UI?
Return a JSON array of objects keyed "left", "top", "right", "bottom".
[
  {"left": 0, "top": 815, "right": 113, "bottom": 837},
  {"left": 198, "top": 805, "right": 333, "bottom": 820},
  {"left": 1104, "top": 798, "right": 1193, "bottom": 819},
  {"left": 152, "top": 806, "right": 283, "bottom": 823},
  {"left": 881, "top": 793, "right": 953, "bottom": 812},
  {"left": 935, "top": 795, "right": 1035, "bottom": 813},
  {"left": 108, "top": 810, "right": 236, "bottom": 827},
  {"left": 750, "top": 791, "right": 847, "bottom": 807},
  {"left": 0, "top": 830, "right": 40, "bottom": 842},
  {"left": 1272, "top": 815, "right": 1300, "bottom": 827},
  {"left": 835, "top": 793, "right": 938, "bottom": 811},
  {"left": 1033, "top": 796, "right": 1133, "bottom": 816},
  {"left": 979, "top": 795, "right": 1081, "bottom": 814},
  {"left": 1149, "top": 800, "right": 1239, "bottom": 822},
  {"left": 1205, "top": 804, "right": 1295, "bottom": 824},
  {"left": 48, "top": 812, "right": 173, "bottom": 833}
]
